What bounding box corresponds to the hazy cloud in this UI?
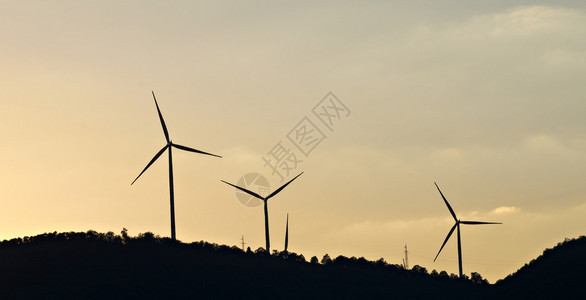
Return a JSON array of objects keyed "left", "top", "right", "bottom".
[{"left": 490, "top": 206, "right": 521, "bottom": 215}]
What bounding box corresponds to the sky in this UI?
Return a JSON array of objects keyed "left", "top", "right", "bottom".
[{"left": 1, "top": 1, "right": 586, "bottom": 282}]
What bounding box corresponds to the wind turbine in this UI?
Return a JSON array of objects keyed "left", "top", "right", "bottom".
[
  {"left": 131, "top": 91, "right": 222, "bottom": 241},
  {"left": 433, "top": 182, "right": 501, "bottom": 277},
  {"left": 222, "top": 172, "right": 303, "bottom": 254}
]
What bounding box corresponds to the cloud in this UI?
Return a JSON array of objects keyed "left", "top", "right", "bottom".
[
  {"left": 490, "top": 206, "right": 521, "bottom": 215},
  {"left": 336, "top": 209, "right": 501, "bottom": 239},
  {"left": 479, "top": 6, "right": 580, "bottom": 37},
  {"left": 521, "top": 135, "right": 564, "bottom": 153},
  {"left": 341, "top": 217, "right": 449, "bottom": 235}
]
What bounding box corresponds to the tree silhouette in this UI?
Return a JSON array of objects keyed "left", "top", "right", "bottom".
[
  {"left": 375, "top": 258, "right": 388, "bottom": 268},
  {"left": 412, "top": 265, "right": 428, "bottom": 275},
  {"left": 121, "top": 228, "right": 129, "bottom": 243},
  {"left": 321, "top": 253, "right": 332, "bottom": 265},
  {"left": 470, "top": 272, "right": 488, "bottom": 285}
]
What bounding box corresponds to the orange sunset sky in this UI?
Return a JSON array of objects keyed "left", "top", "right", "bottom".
[{"left": 2, "top": 1, "right": 586, "bottom": 282}]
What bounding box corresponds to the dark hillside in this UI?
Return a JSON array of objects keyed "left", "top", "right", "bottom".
[
  {"left": 0, "top": 230, "right": 491, "bottom": 299},
  {"left": 495, "top": 235, "right": 586, "bottom": 299},
  {"left": 3, "top": 231, "right": 586, "bottom": 299}
]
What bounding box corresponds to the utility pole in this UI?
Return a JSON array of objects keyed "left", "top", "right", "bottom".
[
  {"left": 404, "top": 244, "right": 409, "bottom": 270},
  {"left": 241, "top": 235, "right": 246, "bottom": 251}
]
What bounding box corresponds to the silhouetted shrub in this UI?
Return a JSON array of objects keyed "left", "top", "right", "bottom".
[
  {"left": 296, "top": 254, "right": 306, "bottom": 263},
  {"left": 86, "top": 230, "right": 99, "bottom": 240},
  {"left": 470, "top": 272, "right": 488, "bottom": 285},
  {"left": 278, "top": 251, "right": 289, "bottom": 260},
  {"left": 137, "top": 232, "right": 160, "bottom": 243},
  {"left": 412, "top": 265, "right": 428, "bottom": 275},
  {"left": 333, "top": 255, "right": 350, "bottom": 265},
  {"left": 121, "top": 228, "right": 129, "bottom": 243},
  {"left": 375, "top": 258, "right": 387, "bottom": 268},
  {"left": 356, "top": 257, "right": 369, "bottom": 266}
]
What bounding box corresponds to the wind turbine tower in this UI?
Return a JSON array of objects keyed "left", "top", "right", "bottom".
[{"left": 284, "top": 213, "right": 289, "bottom": 253}]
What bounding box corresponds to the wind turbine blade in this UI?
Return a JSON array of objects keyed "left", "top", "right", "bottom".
[
  {"left": 434, "top": 223, "right": 457, "bottom": 262},
  {"left": 221, "top": 180, "right": 264, "bottom": 200},
  {"left": 152, "top": 91, "right": 170, "bottom": 143},
  {"left": 284, "top": 213, "right": 289, "bottom": 252},
  {"left": 131, "top": 145, "right": 168, "bottom": 185},
  {"left": 172, "top": 143, "right": 222, "bottom": 158},
  {"left": 434, "top": 182, "right": 458, "bottom": 222},
  {"left": 460, "top": 221, "right": 502, "bottom": 225},
  {"left": 266, "top": 172, "right": 304, "bottom": 200}
]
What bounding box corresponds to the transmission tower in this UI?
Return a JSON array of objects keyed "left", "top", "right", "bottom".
[{"left": 241, "top": 235, "right": 247, "bottom": 251}]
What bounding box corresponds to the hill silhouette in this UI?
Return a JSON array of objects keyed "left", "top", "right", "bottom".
[
  {"left": 495, "top": 235, "right": 586, "bottom": 298},
  {"left": 0, "top": 230, "right": 583, "bottom": 299}
]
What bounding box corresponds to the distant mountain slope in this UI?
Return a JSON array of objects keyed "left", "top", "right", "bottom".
[
  {"left": 0, "top": 230, "right": 489, "bottom": 299},
  {"left": 1, "top": 231, "right": 585, "bottom": 298},
  {"left": 495, "top": 235, "right": 586, "bottom": 298}
]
